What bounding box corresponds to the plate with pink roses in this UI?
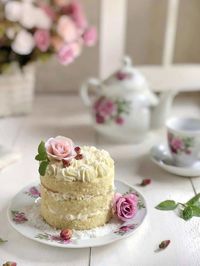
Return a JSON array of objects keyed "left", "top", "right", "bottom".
[{"left": 7, "top": 180, "right": 147, "bottom": 248}]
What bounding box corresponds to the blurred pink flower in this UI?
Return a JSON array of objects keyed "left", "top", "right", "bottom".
[
  {"left": 83, "top": 27, "right": 97, "bottom": 47},
  {"left": 170, "top": 138, "right": 183, "bottom": 153},
  {"left": 115, "top": 117, "right": 124, "bottom": 125},
  {"left": 57, "top": 44, "right": 76, "bottom": 65},
  {"left": 68, "top": 0, "right": 88, "bottom": 29},
  {"left": 94, "top": 97, "right": 116, "bottom": 118},
  {"left": 40, "top": 3, "right": 56, "bottom": 20},
  {"left": 57, "top": 16, "right": 78, "bottom": 43},
  {"left": 34, "top": 29, "right": 50, "bottom": 52}
]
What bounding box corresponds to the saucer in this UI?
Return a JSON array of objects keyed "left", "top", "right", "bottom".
[
  {"left": 7, "top": 180, "right": 147, "bottom": 248},
  {"left": 150, "top": 144, "right": 200, "bottom": 177}
]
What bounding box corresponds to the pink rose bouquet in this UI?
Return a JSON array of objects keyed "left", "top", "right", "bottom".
[
  {"left": 0, "top": 0, "right": 97, "bottom": 72},
  {"left": 113, "top": 192, "right": 138, "bottom": 222}
]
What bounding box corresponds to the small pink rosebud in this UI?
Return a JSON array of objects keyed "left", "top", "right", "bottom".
[
  {"left": 140, "top": 179, "right": 151, "bottom": 186},
  {"left": 159, "top": 240, "right": 171, "bottom": 250},
  {"left": 74, "top": 146, "right": 81, "bottom": 154},
  {"left": 3, "top": 262, "right": 17, "bottom": 266},
  {"left": 75, "top": 154, "right": 83, "bottom": 160},
  {"left": 60, "top": 228, "right": 72, "bottom": 241},
  {"left": 62, "top": 160, "right": 71, "bottom": 167}
]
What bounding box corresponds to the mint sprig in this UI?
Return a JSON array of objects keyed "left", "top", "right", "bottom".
[
  {"left": 156, "top": 200, "right": 177, "bottom": 210},
  {"left": 35, "top": 141, "right": 49, "bottom": 176},
  {"left": 155, "top": 193, "right": 200, "bottom": 221}
]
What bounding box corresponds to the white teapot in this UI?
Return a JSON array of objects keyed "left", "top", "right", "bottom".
[{"left": 80, "top": 57, "right": 177, "bottom": 142}]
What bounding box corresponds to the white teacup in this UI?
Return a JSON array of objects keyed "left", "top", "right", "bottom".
[{"left": 166, "top": 118, "right": 200, "bottom": 167}]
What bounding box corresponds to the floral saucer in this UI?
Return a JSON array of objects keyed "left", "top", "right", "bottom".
[
  {"left": 7, "top": 180, "right": 147, "bottom": 248},
  {"left": 150, "top": 144, "right": 200, "bottom": 177}
]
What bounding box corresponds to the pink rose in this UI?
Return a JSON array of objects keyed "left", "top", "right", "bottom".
[
  {"left": 94, "top": 97, "right": 116, "bottom": 118},
  {"left": 45, "top": 136, "right": 76, "bottom": 161},
  {"left": 83, "top": 27, "right": 97, "bottom": 47},
  {"left": 34, "top": 29, "right": 50, "bottom": 52},
  {"left": 113, "top": 193, "right": 138, "bottom": 222},
  {"left": 57, "top": 16, "right": 78, "bottom": 43},
  {"left": 57, "top": 44, "right": 76, "bottom": 65}
]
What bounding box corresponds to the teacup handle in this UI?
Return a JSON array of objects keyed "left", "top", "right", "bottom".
[{"left": 80, "top": 78, "right": 101, "bottom": 107}]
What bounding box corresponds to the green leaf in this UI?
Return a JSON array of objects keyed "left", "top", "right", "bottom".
[
  {"left": 35, "top": 152, "right": 47, "bottom": 161},
  {"left": 182, "top": 206, "right": 193, "bottom": 220},
  {"left": 39, "top": 161, "right": 49, "bottom": 176},
  {"left": 0, "top": 238, "right": 7, "bottom": 244},
  {"left": 190, "top": 206, "right": 200, "bottom": 217},
  {"left": 187, "top": 193, "right": 200, "bottom": 208},
  {"left": 155, "top": 200, "right": 177, "bottom": 211},
  {"left": 38, "top": 141, "right": 46, "bottom": 155}
]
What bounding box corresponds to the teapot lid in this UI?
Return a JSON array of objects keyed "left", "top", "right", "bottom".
[{"left": 107, "top": 56, "right": 148, "bottom": 89}]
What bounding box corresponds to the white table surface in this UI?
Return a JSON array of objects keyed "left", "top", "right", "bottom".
[{"left": 0, "top": 93, "right": 200, "bottom": 266}]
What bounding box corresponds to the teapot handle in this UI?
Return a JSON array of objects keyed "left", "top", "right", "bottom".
[{"left": 80, "top": 78, "right": 101, "bottom": 107}]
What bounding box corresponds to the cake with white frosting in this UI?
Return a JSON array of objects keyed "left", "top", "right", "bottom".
[{"left": 36, "top": 136, "right": 114, "bottom": 230}]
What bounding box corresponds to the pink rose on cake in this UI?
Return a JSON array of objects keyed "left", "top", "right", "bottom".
[
  {"left": 113, "top": 193, "right": 138, "bottom": 222},
  {"left": 45, "top": 136, "right": 76, "bottom": 161}
]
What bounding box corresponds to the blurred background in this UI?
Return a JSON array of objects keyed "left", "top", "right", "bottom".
[{"left": 35, "top": 0, "right": 200, "bottom": 93}]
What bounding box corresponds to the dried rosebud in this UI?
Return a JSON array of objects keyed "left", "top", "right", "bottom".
[
  {"left": 75, "top": 154, "right": 83, "bottom": 160},
  {"left": 74, "top": 146, "right": 81, "bottom": 154},
  {"left": 3, "top": 262, "right": 17, "bottom": 266},
  {"left": 159, "top": 240, "right": 171, "bottom": 250},
  {"left": 140, "top": 179, "right": 151, "bottom": 186},
  {"left": 62, "top": 160, "right": 71, "bottom": 167},
  {"left": 60, "top": 228, "right": 72, "bottom": 241}
]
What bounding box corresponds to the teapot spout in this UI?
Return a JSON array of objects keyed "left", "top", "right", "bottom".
[{"left": 151, "top": 90, "right": 178, "bottom": 129}]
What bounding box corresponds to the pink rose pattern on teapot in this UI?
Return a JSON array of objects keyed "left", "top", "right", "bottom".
[{"left": 93, "top": 96, "right": 131, "bottom": 125}]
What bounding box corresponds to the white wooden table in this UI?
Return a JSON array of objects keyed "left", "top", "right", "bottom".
[{"left": 0, "top": 93, "right": 200, "bottom": 266}]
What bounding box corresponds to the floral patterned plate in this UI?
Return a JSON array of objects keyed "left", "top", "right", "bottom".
[
  {"left": 7, "top": 180, "right": 147, "bottom": 248},
  {"left": 151, "top": 144, "right": 200, "bottom": 177}
]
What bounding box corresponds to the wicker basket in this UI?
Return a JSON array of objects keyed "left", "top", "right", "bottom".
[{"left": 0, "top": 64, "right": 35, "bottom": 117}]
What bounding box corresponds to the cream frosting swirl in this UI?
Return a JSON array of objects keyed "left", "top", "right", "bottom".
[{"left": 45, "top": 146, "right": 114, "bottom": 182}]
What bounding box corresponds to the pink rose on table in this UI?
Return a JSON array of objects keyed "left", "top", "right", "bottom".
[
  {"left": 34, "top": 29, "right": 50, "bottom": 52},
  {"left": 45, "top": 136, "right": 76, "bottom": 161},
  {"left": 83, "top": 27, "right": 97, "bottom": 47},
  {"left": 113, "top": 193, "right": 138, "bottom": 222}
]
